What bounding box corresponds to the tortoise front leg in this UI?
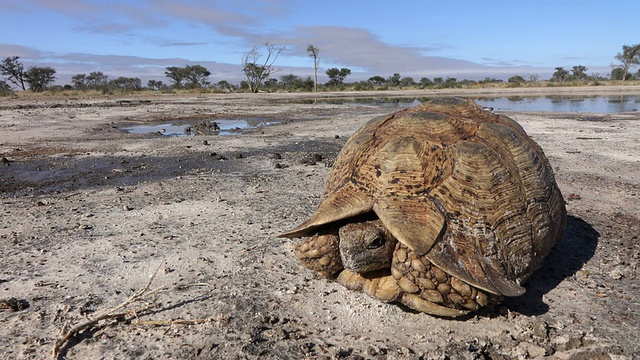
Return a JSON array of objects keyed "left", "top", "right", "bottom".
[
  {"left": 337, "top": 269, "right": 469, "bottom": 317},
  {"left": 337, "top": 269, "right": 401, "bottom": 302},
  {"left": 295, "top": 231, "right": 344, "bottom": 277}
]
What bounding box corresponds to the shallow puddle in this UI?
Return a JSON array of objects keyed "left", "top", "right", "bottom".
[
  {"left": 122, "top": 118, "right": 278, "bottom": 136},
  {"left": 285, "top": 95, "right": 640, "bottom": 113}
]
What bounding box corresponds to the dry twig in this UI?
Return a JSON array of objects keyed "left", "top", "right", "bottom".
[{"left": 51, "top": 262, "right": 167, "bottom": 359}]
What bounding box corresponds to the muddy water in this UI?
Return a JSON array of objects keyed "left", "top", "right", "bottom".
[{"left": 122, "top": 118, "right": 279, "bottom": 136}]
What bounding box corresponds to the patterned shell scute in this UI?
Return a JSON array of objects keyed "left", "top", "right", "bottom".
[{"left": 285, "top": 97, "right": 566, "bottom": 297}]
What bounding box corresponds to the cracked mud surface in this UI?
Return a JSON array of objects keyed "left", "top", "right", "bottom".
[{"left": 1, "top": 88, "right": 639, "bottom": 359}]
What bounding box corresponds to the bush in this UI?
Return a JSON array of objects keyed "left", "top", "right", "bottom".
[
  {"left": 508, "top": 75, "right": 526, "bottom": 85},
  {"left": 0, "top": 80, "right": 13, "bottom": 96}
]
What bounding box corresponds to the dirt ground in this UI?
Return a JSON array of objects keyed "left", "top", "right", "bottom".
[{"left": 1, "top": 87, "right": 639, "bottom": 359}]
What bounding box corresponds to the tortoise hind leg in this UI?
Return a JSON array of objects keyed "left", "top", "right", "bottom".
[
  {"left": 400, "top": 293, "right": 469, "bottom": 317},
  {"left": 295, "top": 231, "right": 344, "bottom": 277},
  {"left": 336, "top": 269, "right": 471, "bottom": 317},
  {"left": 392, "top": 243, "right": 498, "bottom": 316}
]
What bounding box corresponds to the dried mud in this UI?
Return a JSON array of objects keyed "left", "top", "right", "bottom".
[{"left": 1, "top": 88, "right": 639, "bottom": 359}]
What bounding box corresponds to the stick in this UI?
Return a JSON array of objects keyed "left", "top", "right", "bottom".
[
  {"left": 132, "top": 318, "right": 211, "bottom": 326},
  {"left": 51, "top": 262, "right": 166, "bottom": 359}
]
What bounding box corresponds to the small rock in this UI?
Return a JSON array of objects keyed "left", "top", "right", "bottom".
[
  {"left": 123, "top": 205, "right": 133, "bottom": 211},
  {"left": 532, "top": 318, "right": 550, "bottom": 342},
  {"left": 270, "top": 153, "right": 282, "bottom": 159},
  {"left": 274, "top": 163, "right": 288, "bottom": 169},
  {"left": 552, "top": 333, "right": 584, "bottom": 352},
  {"left": 514, "top": 341, "right": 547, "bottom": 358},
  {"left": 609, "top": 267, "right": 624, "bottom": 280},
  {"left": 0, "top": 298, "right": 30, "bottom": 311},
  {"left": 300, "top": 153, "right": 324, "bottom": 165}
]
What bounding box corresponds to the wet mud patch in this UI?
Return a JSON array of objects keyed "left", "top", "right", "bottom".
[{"left": 0, "top": 136, "right": 345, "bottom": 198}]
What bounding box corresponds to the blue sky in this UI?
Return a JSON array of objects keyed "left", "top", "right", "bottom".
[{"left": 1, "top": 0, "right": 638, "bottom": 86}]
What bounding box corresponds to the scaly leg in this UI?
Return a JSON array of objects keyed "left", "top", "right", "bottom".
[{"left": 295, "top": 231, "right": 344, "bottom": 277}]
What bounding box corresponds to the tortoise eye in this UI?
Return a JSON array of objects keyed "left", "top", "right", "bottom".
[{"left": 367, "top": 236, "right": 385, "bottom": 249}]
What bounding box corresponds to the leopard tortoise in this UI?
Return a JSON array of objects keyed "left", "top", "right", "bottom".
[{"left": 279, "top": 97, "right": 566, "bottom": 317}]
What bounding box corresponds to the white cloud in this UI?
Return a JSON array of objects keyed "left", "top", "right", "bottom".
[{"left": 0, "top": 1, "right": 616, "bottom": 85}]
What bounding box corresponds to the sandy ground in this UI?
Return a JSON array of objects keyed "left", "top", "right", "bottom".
[{"left": 0, "top": 87, "right": 639, "bottom": 359}]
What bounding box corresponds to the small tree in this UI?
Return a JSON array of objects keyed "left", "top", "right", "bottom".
[
  {"left": 87, "top": 71, "right": 109, "bottom": 90},
  {"left": 443, "top": 77, "right": 458, "bottom": 88},
  {"left": 280, "top": 73, "right": 299, "bottom": 92},
  {"left": 551, "top": 67, "right": 569, "bottom": 82},
  {"left": 184, "top": 65, "right": 211, "bottom": 88},
  {"left": 307, "top": 45, "right": 320, "bottom": 92},
  {"left": 110, "top": 77, "right": 142, "bottom": 92},
  {"left": 387, "top": 73, "right": 401, "bottom": 87},
  {"left": 368, "top": 76, "right": 385, "bottom": 86},
  {"left": 610, "top": 67, "right": 631, "bottom": 81},
  {"left": 263, "top": 78, "right": 278, "bottom": 90},
  {"left": 480, "top": 77, "right": 501, "bottom": 84},
  {"left": 216, "top": 80, "right": 236, "bottom": 92},
  {"left": 571, "top": 65, "right": 588, "bottom": 80},
  {"left": 147, "top": 79, "right": 166, "bottom": 90},
  {"left": 24, "top": 66, "right": 56, "bottom": 92},
  {"left": 165, "top": 66, "right": 188, "bottom": 89},
  {"left": 71, "top": 74, "right": 88, "bottom": 90},
  {"left": 419, "top": 77, "right": 433, "bottom": 88},
  {"left": 399, "top": 76, "right": 416, "bottom": 87},
  {"left": 326, "top": 67, "right": 351, "bottom": 87},
  {"left": 0, "top": 80, "right": 13, "bottom": 96},
  {"left": 508, "top": 75, "right": 526, "bottom": 85},
  {"left": 614, "top": 44, "right": 640, "bottom": 82},
  {"left": 0, "top": 56, "right": 26, "bottom": 90},
  {"left": 242, "top": 42, "right": 284, "bottom": 93}
]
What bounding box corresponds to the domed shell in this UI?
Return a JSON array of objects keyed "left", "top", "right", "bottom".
[{"left": 282, "top": 98, "right": 566, "bottom": 297}]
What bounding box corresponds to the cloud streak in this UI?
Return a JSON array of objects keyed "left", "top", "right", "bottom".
[{"left": 0, "top": 0, "right": 614, "bottom": 85}]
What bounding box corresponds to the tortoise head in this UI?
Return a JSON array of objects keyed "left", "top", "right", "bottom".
[{"left": 338, "top": 219, "right": 397, "bottom": 273}]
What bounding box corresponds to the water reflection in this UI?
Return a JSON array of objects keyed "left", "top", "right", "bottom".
[
  {"left": 286, "top": 95, "right": 640, "bottom": 113},
  {"left": 122, "top": 118, "right": 278, "bottom": 137},
  {"left": 474, "top": 94, "right": 639, "bottom": 113}
]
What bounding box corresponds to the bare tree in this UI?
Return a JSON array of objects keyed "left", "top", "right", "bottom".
[
  {"left": 0, "top": 56, "right": 26, "bottom": 90},
  {"left": 307, "top": 45, "right": 320, "bottom": 92},
  {"left": 241, "top": 43, "right": 284, "bottom": 93},
  {"left": 614, "top": 44, "right": 640, "bottom": 82}
]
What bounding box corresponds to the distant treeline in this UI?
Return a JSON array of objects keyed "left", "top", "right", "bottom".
[{"left": 1, "top": 43, "right": 639, "bottom": 95}]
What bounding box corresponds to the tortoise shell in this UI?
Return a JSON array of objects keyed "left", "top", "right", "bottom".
[{"left": 281, "top": 97, "right": 566, "bottom": 314}]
